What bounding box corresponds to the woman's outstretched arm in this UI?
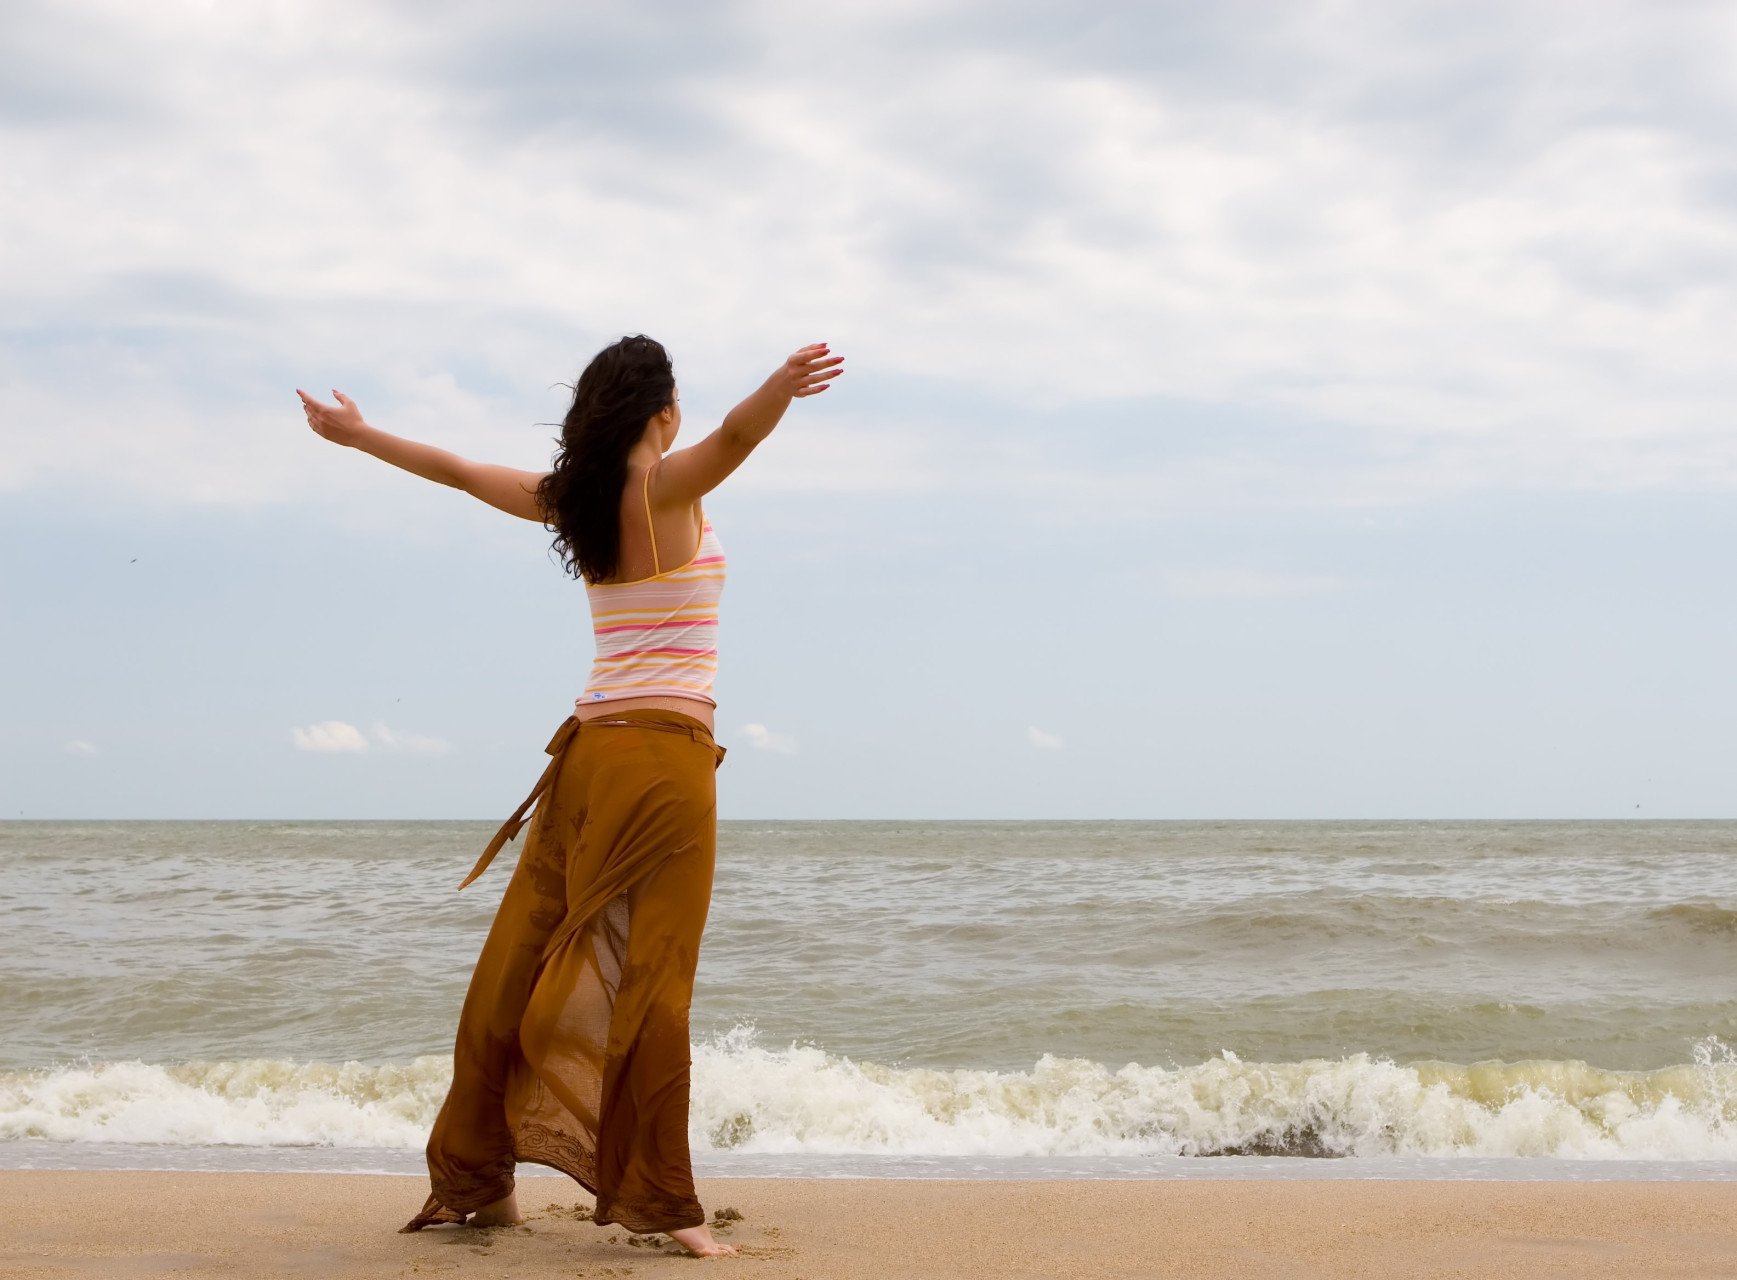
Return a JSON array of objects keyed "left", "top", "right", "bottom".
[
  {"left": 297, "top": 388, "right": 547, "bottom": 523},
  {"left": 654, "top": 343, "right": 844, "bottom": 505}
]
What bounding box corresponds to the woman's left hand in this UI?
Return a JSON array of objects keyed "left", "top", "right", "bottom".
[{"left": 297, "top": 388, "right": 367, "bottom": 446}]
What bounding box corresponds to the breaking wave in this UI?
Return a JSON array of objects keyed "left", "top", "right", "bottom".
[{"left": 4, "top": 1026, "right": 1735, "bottom": 1161}]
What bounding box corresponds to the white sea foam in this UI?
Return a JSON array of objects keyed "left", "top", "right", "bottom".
[
  {"left": 0, "top": 1057, "right": 450, "bottom": 1149},
  {"left": 3, "top": 1027, "right": 1734, "bottom": 1160}
]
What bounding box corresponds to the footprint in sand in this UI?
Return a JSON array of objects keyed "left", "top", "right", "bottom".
[
  {"left": 543, "top": 1201, "right": 595, "bottom": 1221},
  {"left": 737, "top": 1244, "right": 798, "bottom": 1261}
]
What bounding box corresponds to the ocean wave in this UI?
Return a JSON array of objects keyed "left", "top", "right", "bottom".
[
  {"left": 1647, "top": 902, "right": 1737, "bottom": 935},
  {"left": 3, "top": 1027, "right": 1734, "bottom": 1160},
  {"left": 0, "top": 1056, "right": 451, "bottom": 1149},
  {"left": 1153, "top": 892, "right": 1737, "bottom": 952}
]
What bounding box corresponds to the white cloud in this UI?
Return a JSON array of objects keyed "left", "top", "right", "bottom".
[
  {"left": 741, "top": 723, "right": 799, "bottom": 754},
  {"left": 1027, "top": 726, "right": 1063, "bottom": 750},
  {"left": 63, "top": 739, "right": 98, "bottom": 757},
  {"left": 289, "top": 719, "right": 452, "bottom": 754},
  {"left": 291, "top": 721, "right": 369, "bottom": 753},
  {"left": 1164, "top": 568, "right": 1350, "bottom": 597},
  {"left": 369, "top": 721, "right": 452, "bottom": 755}
]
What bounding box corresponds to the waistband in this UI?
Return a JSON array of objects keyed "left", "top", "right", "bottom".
[
  {"left": 454, "top": 713, "right": 725, "bottom": 891},
  {"left": 578, "top": 707, "right": 715, "bottom": 737}
]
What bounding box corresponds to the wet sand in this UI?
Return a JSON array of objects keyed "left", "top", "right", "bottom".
[{"left": 2, "top": 1170, "right": 1736, "bottom": 1278}]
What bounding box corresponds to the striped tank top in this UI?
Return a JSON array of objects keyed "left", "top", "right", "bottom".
[{"left": 580, "top": 464, "right": 725, "bottom": 707}]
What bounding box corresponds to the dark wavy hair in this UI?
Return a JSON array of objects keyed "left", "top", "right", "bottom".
[{"left": 536, "top": 335, "right": 676, "bottom": 584}]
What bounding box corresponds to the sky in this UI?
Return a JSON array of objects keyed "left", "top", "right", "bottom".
[{"left": 3, "top": 0, "right": 1734, "bottom": 819}]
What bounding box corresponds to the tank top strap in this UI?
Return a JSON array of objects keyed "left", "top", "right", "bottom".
[{"left": 642, "top": 463, "right": 660, "bottom": 576}]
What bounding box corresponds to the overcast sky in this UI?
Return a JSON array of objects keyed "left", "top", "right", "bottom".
[{"left": 4, "top": 0, "right": 1734, "bottom": 819}]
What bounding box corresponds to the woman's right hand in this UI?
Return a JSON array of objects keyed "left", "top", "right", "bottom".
[
  {"left": 297, "top": 388, "right": 367, "bottom": 447},
  {"left": 767, "top": 343, "right": 845, "bottom": 399}
]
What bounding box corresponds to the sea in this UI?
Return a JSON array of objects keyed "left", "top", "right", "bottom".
[{"left": 3, "top": 820, "right": 1735, "bottom": 1183}]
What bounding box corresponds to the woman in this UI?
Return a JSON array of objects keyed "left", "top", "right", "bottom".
[{"left": 296, "top": 335, "right": 843, "bottom": 1258}]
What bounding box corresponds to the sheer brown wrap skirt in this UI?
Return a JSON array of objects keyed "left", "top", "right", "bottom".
[{"left": 400, "top": 709, "right": 725, "bottom": 1235}]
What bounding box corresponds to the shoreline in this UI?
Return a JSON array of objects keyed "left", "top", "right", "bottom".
[
  {"left": 3, "top": 1171, "right": 1736, "bottom": 1278},
  {"left": 7, "top": 1142, "right": 1737, "bottom": 1182}
]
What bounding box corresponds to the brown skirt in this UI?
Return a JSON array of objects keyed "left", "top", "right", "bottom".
[{"left": 399, "top": 709, "right": 726, "bottom": 1235}]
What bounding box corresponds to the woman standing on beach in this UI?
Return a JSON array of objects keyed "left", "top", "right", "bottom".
[{"left": 296, "top": 335, "right": 843, "bottom": 1258}]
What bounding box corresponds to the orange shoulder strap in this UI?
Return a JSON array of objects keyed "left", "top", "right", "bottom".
[{"left": 642, "top": 463, "right": 660, "bottom": 575}]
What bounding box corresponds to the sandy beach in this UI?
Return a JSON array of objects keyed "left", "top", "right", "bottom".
[{"left": 1, "top": 1171, "right": 1734, "bottom": 1279}]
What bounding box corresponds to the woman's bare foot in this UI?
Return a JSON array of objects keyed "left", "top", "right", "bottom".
[
  {"left": 668, "top": 1224, "right": 738, "bottom": 1257},
  {"left": 467, "top": 1190, "right": 523, "bottom": 1228}
]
